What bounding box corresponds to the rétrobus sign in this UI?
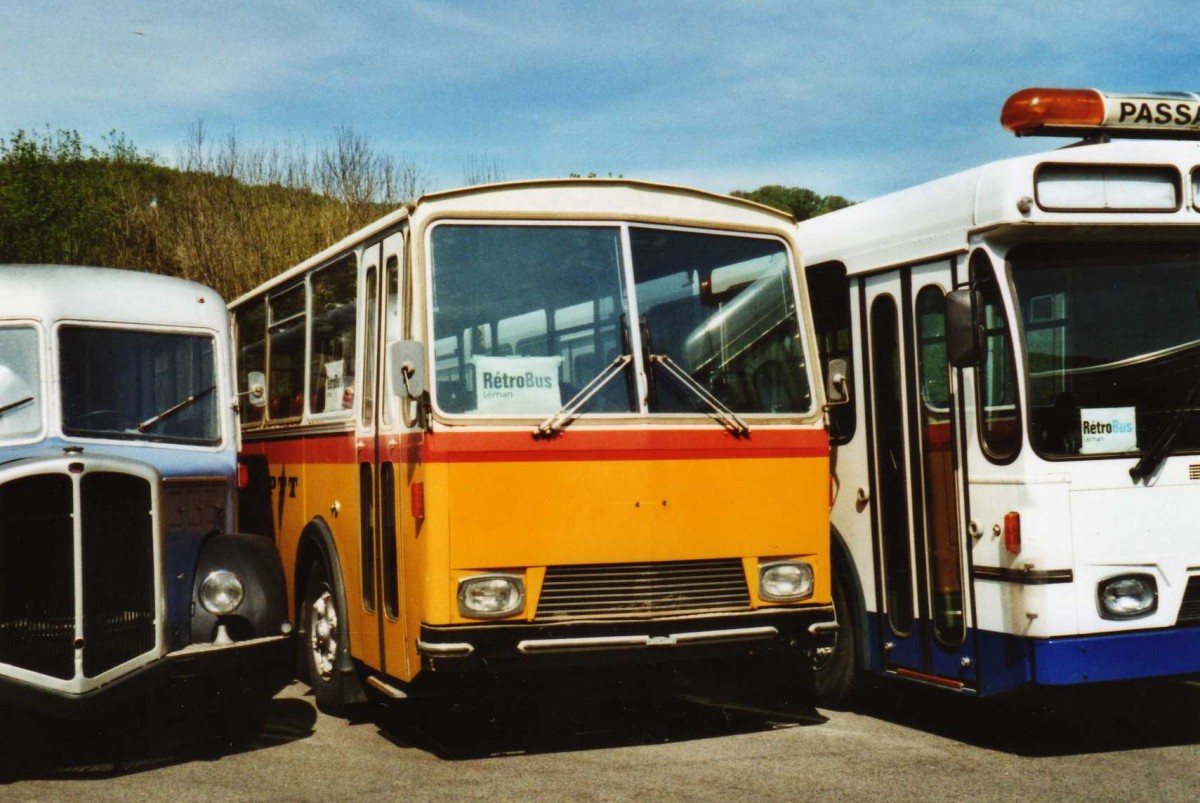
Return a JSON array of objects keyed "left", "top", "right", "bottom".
[{"left": 473, "top": 356, "right": 562, "bottom": 414}]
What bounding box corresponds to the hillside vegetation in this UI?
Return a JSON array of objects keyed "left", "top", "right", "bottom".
[{"left": 0, "top": 128, "right": 850, "bottom": 300}]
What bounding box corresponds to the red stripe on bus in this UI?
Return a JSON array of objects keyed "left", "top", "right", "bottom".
[
  {"left": 418, "top": 428, "right": 828, "bottom": 463},
  {"left": 243, "top": 427, "right": 828, "bottom": 464}
]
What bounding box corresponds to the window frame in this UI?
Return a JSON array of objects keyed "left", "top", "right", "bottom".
[
  {"left": 54, "top": 320, "right": 223, "bottom": 449},
  {"left": 0, "top": 320, "right": 46, "bottom": 446},
  {"left": 970, "top": 249, "right": 1022, "bottom": 465},
  {"left": 422, "top": 217, "right": 815, "bottom": 425}
]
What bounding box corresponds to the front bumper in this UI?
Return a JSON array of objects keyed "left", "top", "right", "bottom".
[
  {"left": 418, "top": 607, "right": 835, "bottom": 673},
  {"left": 1032, "top": 626, "right": 1200, "bottom": 686},
  {"left": 0, "top": 634, "right": 293, "bottom": 720}
]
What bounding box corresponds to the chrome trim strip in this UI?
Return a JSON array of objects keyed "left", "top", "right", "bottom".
[
  {"left": 973, "top": 566, "right": 1073, "bottom": 585},
  {"left": 516, "top": 625, "right": 779, "bottom": 654},
  {"left": 366, "top": 675, "right": 408, "bottom": 699},
  {"left": 162, "top": 476, "right": 226, "bottom": 486},
  {"left": 808, "top": 621, "right": 840, "bottom": 634},
  {"left": 416, "top": 640, "right": 475, "bottom": 657},
  {"left": 171, "top": 634, "right": 289, "bottom": 656}
]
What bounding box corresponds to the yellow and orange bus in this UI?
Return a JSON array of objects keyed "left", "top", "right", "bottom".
[{"left": 230, "top": 179, "right": 834, "bottom": 709}]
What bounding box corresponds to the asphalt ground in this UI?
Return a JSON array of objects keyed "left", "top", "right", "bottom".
[{"left": 2, "top": 660, "right": 1198, "bottom": 801}]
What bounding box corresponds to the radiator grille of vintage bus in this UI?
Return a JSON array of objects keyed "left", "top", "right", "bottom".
[
  {"left": 535, "top": 559, "right": 752, "bottom": 621},
  {"left": 1177, "top": 576, "right": 1200, "bottom": 627},
  {"left": 0, "top": 471, "right": 156, "bottom": 681}
]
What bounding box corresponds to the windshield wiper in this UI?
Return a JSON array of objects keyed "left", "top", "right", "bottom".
[
  {"left": 536, "top": 355, "right": 632, "bottom": 437},
  {"left": 1129, "top": 371, "right": 1200, "bottom": 480},
  {"left": 136, "top": 385, "right": 216, "bottom": 432},
  {"left": 648, "top": 353, "right": 750, "bottom": 437},
  {"left": 0, "top": 396, "right": 33, "bottom": 418}
]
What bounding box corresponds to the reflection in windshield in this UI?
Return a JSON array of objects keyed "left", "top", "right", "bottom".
[
  {"left": 1011, "top": 242, "right": 1200, "bottom": 458},
  {"left": 60, "top": 326, "right": 219, "bottom": 444},
  {"left": 429, "top": 223, "right": 810, "bottom": 419},
  {"left": 0, "top": 327, "right": 40, "bottom": 440}
]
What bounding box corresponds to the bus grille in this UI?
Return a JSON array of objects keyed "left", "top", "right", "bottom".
[
  {"left": 0, "top": 470, "right": 156, "bottom": 682},
  {"left": 81, "top": 473, "right": 156, "bottom": 677},
  {"left": 1177, "top": 576, "right": 1200, "bottom": 627},
  {"left": 535, "top": 559, "right": 752, "bottom": 621}
]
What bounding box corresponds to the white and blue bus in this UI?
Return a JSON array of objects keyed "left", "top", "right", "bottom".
[
  {"left": 798, "top": 88, "right": 1200, "bottom": 700},
  {"left": 0, "top": 264, "right": 291, "bottom": 732}
]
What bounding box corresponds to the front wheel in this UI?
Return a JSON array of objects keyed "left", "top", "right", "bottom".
[
  {"left": 303, "top": 561, "right": 346, "bottom": 714},
  {"left": 814, "top": 566, "right": 860, "bottom": 708}
]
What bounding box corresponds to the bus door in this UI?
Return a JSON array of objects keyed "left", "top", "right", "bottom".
[
  {"left": 356, "top": 234, "right": 411, "bottom": 681},
  {"left": 863, "top": 265, "right": 976, "bottom": 687}
]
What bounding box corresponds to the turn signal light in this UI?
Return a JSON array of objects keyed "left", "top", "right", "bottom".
[
  {"left": 237, "top": 462, "right": 249, "bottom": 489},
  {"left": 1004, "top": 511, "right": 1021, "bottom": 554},
  {"left": 412, "top": 481, "right": 425, "bottom": 521}
]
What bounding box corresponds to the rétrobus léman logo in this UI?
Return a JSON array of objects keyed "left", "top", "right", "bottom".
[
  {"left": 1080, "top": 406, "right": 1138, "bottom": 454},
  {"left": 473, "top": 355, "right": 563, "bottom": 414},
  {"left": 1081, "top": 418, "right": 1134, "bottom": 435},
  {"left": 481, "top": 371, "right": 555, "bottom": 391}
]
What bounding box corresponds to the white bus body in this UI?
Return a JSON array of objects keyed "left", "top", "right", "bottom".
[{"left": 798, "top": 90, "right": 1200, "bottom": 697}]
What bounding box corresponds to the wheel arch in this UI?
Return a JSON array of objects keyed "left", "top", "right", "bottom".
[
  {"left": 830, "top": 524, "right": 870, "bottom": 672},
  {"left": 294, "top": 517, "right": 359, "bottom": 680}
]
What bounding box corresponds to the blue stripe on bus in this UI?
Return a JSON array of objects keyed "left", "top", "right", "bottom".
[{"left": 866, "top": 612, "right": 1200, "bottom": 694}]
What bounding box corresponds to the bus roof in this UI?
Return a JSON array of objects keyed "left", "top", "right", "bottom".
[
  {"left": 229, "top": 178, "right": 797, "bottom": 307},
  {"left": 796, "top": 138, "right": 1200, "bottom": 274},
  {"left": 0, "top": 264, "right": 228, "bottom": 331}
]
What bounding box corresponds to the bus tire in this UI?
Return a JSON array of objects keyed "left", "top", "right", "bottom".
[
  {"left": 303, "top": 561, "right": 346, "bottom": 714},
  {"left": 814, "top": 566, "right": 859, "bottom": 708}
]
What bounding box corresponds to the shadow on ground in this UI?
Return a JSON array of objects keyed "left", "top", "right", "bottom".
[
  {"left": 370, "top": 658, "right": 827, "bottom": 760},
  {"left": 850, "top": 676, "right": 1200, "bottom": 757},
  {"left": 0, "top": 684, "right": 317, "bottom": 782}
]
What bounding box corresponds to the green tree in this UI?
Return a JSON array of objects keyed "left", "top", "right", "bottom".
[
  {"left": 0, "top": 128, "right": 167, "bottom": 269},
  {"left": 729, "top": 185, "right": 853, "bottom": 221}
]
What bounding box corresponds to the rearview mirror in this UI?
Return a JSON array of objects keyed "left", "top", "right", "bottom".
[
  {"left": 825, "top": 357, "right": 850, "bottom": 406},
  {"left": 245, "top": 371, "right": 266, "bottom": 408},
  {"left": 389, "top": 340, "right": 426, "bottom": 400},
  {"left": 946, "top": 288, "right": 982, "bottom": 368}
]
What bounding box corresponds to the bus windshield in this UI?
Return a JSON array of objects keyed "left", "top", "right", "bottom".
[
  {"left": 1010, "top": 241, "right": 1200, "bottom": 459},
  {"left": 0, "top": 326, "right": 41, "bottom": 441},
  {"left": 60, "top": 326, "right": 220, "bottom": 445},
  {"left": 429, "top": 223, "right": 810, "bottom": 418}
]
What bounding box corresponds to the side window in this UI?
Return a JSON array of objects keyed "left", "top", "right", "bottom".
[
  {"left": 381, "top": 253, "right": 401, "bottom": 427},
  {"left": 268, "top": 284, "right": 306, "bottom": 420},
  {"left": 235, "top": 302, "right": 266, "bottom": 426},
  {"left": 972, "top": 250, "right": 1021, "bottom": 461},
  {"left": 805, "top": 262, "right": 855, "bottom": 443},
  {"left": 362, "top": 263, "right": 378, "bottom": 427},
  {"left": 310, "top": 256, "right": 358, "bottom": 416}
]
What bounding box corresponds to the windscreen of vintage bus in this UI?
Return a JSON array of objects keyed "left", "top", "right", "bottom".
[
  {"left": 59, "top": 326, "right": 220, "bottom": 444},
  {"left": 0, "top": 326, "right": 40, "bottom": 440},
  {"left": 1011, "top": 241, "right": 1200, "bottom": 459},
  {"left": 429, "top": 223, "right": 810, "bottom": 417}
]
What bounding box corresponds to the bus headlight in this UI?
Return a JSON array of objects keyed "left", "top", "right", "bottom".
[
  {"left": 759, "top": 561, "right": 814, "bottom": 602},
  {"left": 458, "top": 574, "right": 524, "bottom": 618},
  {"left": 1098, "top": 574, "right": 1157, "bottom": 620},
  {"left": 199, "top": 569, "right": 245, "bottom": 615}
]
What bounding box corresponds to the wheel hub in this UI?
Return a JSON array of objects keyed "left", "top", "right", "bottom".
[{"left": 310, "top": 591, "right": 338, "bottom": 681}]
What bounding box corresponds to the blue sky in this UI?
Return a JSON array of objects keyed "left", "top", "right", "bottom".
[{"left": 2, "top": 1, "right": 1195, "bottom": 201}]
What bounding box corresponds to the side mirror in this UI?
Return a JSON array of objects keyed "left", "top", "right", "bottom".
[
  {"left": 825, "top": 357, "right": 850, "bottom": 406},
  {"left": 389, "top": 340, "right": 426, "bottom": 400},
  {"left": 245, "top": 371, "right": 266, "bottom": 408},
  {"left": 946, "top": 288, "right": 982, "bottom": 368}
]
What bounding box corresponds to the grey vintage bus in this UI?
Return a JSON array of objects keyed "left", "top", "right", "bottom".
[{"left": 0, "top": 264, "right": 290, "bottom": 734}]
